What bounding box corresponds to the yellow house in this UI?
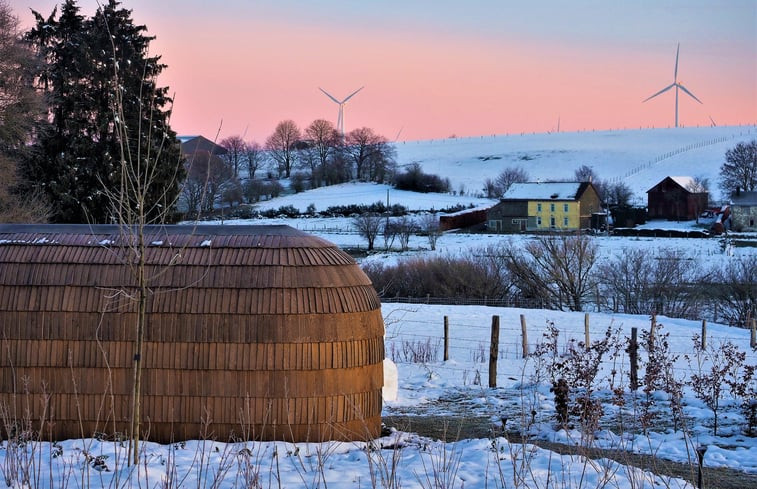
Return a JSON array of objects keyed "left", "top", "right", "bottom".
[{"left": 487, "top": 182, "right": 601, "bottom": 232}]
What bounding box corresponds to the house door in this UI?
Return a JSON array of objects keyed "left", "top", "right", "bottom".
[{"left": 520, "top": 219, "right": 526, "bottom": 231}]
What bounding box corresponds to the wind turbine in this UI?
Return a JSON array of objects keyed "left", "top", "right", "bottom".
[
  {"left": 319, "top": 86, "right": 364, "bottom": 135},
  {"left": 643, "top": 43, "right": 702, "bottom": 128}
]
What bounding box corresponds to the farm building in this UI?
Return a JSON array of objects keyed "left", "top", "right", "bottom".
[
  {"left": 486, "top": 182, "right": 601, "bottom": 232},
  {"left": 179, "top": 135, "right": 228, "bottom": 157},
  {"left": 646, "top": 176, "right": 708, "bottom": 221},
  {"left": 439, "top": 206, "right": 489, "bottom": 231},
  {"left": 730, "top": 191, "right": 757, "bottom": 231},
  {"left": 0, "top": 224, "right": 385, "bottom": 443}
]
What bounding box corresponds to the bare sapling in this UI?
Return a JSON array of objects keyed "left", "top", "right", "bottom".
[
  {"left": 686, "top": 337, "right": 747, "bottom": 436},
  {"left": 639, "top": 324, "right": 684, "bottom": 432},
  {"left": 99, "top": 14, "right": 186, "bottom": 464}
]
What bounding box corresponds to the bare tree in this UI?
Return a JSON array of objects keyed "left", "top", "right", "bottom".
[
  {"left": 265, "top": 119, "right": 301, "bottom": 178},
  {"left": 711, "top": 255, "right": 756, "bottom": 326},
  {"left": 244, "top": 140, "right": 266, "bottom": 180},
  {"left": 506, "top": 234, "right": 599, "bottom": 311},
  {"left": 304, "top": 119, "right": 340, "bottom": 186},
  {"left": 686, "top": 175, "right": 710, "bottom": 193},
  {"left": 483, "top": 178, "right": 499, "bottom": 198},
  {"left": 601, "top": 247, "right": 706, "bottom": 318},
  {"left": 395, "top": 216, "right": 417, "bottom": 251},
  {"left": 353, "top": 212, "right": 382, "bottom": 251},
  {"left": 100, "top": 13, "right": 185, "bottom": 465},
  {"left": 574, "top": 164, "right": 598, "bottom": 182},
  {"left": 598, "top": 248, "right": 653, "bottom": 314},
  {"left": 182, "top": 150, "right": 236, "bottom": 215},
  {"left": 605, "top": 181, "right": 633, "bottom": 206},
  {"left": 0, "top": 0, "right": 48, "bottom": 222},
  {"left": 495, "top": 166, "right": 530, "bottom": 196},
  {"left": 220, "top": 135, "right": 246, "bottom": 178},
  {"left": 720, "top": 140, "right": 757, "bottom": 196},
  {"left": 419, "top": 213, "right": 441, "bottom": 250},
  {"left": 345, "top": 127, "right": 395, "bottom": 182}
]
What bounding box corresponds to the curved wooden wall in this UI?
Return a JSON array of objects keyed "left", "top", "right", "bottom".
[{"left": 0, "top": 224, "right": 384, "bottom": 442}]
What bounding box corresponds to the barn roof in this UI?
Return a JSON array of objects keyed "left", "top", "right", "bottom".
[
  {"left": 180, "top": 135, "right": 228, "bottom": 156},
  {"left": 646, "top": 176, "right": 700, "bottom": 194}
]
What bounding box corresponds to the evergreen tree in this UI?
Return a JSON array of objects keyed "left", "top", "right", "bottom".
[{"left": 23, "top": 0, "right": 183, "bottom": 223}]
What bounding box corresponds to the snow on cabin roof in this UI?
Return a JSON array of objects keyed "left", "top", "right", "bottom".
[{"left": 501, "top": 182, "right": 585, "bottom": 201}]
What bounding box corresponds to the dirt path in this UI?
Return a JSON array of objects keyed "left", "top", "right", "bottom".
[{"left": 383, "top": 415, "right": 757, "bottom": 489}]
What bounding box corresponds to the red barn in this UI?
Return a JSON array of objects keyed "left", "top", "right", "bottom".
[{"left": 647, "top": 176, "right": 708, "bottom": 221}]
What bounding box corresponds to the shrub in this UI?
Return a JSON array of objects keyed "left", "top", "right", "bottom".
[
  {"left": 290, "top": 172, "right": 309, "bottom": 193},
  {"left": 362, "top": 245, "right": 513, "bottom": 299},
  {"left": 393, "top": 163, "right": 450, "bottom": 193}
]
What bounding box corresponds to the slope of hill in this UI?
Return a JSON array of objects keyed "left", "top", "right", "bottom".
[
  {"left": 248, "top": 126, "right": 755, "bottom": 214},
  {"left": 395, "top": 125, "right": 756, "bottom": 204}
]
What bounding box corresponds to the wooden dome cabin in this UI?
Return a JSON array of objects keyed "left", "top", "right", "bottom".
[{"left": 0, "top": 224, "right": 385, "bottom": 442}]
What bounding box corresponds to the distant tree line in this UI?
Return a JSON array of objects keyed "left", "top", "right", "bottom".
[{"left": 179, "top": 119, "right": 400, "bottom": 217}]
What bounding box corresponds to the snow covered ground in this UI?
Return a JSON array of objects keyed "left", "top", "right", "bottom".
[{"left": 3, "top": 127, "right": 755, "bottom": 488}]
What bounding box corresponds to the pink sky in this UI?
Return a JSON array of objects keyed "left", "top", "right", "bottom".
[{"left": 18, "top": 1, "right": 757, "bottom": 143}]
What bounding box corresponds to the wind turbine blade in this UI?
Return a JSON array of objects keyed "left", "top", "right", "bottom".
[
  {"left": 674, "top": 43, "right": 680, "bottom": 81},
  {"left": 642, "top": 83, "right": 675, "bottom": 103},
  {"left": 319, "top": 87, "right": 340, "bottom": 104},
  {"left": 342, "top": 86, "right": 364, "bottom": 103},
  {"left": 677, "top": 83, "right": 703, "bottom": 104}
]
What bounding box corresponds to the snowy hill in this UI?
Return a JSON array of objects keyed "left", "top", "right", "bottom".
[
  {"left": 394, "top": 125, "right": 756, "bottom": 205},
  {"left": 250, "top": 126, "right": 755, "bottom": 213}
]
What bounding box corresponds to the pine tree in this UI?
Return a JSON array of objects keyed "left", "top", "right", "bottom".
[{"left": 23, "top": 0, "right": 183, "bottom": 223}]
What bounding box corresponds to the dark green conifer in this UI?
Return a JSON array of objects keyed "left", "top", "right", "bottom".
[{"left": 24, "top": 0, "right": 183, "bottom": 223}]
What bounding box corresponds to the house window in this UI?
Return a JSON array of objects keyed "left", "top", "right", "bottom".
[
  {"left": 563, "top": 203, "right": 569, "bottom": 213},
  {"left": 550, "top": 217, "right": 556, "bottom": 227},
  {"left": 550, "top": 203, "right": 555, "bottom": 212},
  {"left": 537, "top": 217, "right": 542, "bottom": 226},
  {"left": 537, "top": 203, "right": 542, "bottom": 212},
  {"left": 563, "top": 217, "right": 569, "bottom": 227}
]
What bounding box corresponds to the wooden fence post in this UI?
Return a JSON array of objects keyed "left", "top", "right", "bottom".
[
  {"left": 489, "top": 316, "right": 500, "bottom": 388},
  {"left": 751, "top": 319, "right": 756, "bottom": 349},
  {"left": 649, "top": 313, "right": 657, "bottom": 351},
  {"left": 443, "top": 316, "right": 450, "bottom": 361},
  {"left": 520, "top": 314, "right": 528, "bottom": 358},
  {"left": 629, "top": 327, "right": 638, "bottom": 391},
  {"left": 584, "top": 313, "right": 590, "bottom": 349},
  {"left": 701, "top": 319, "right": 707, "bottom": 350}
]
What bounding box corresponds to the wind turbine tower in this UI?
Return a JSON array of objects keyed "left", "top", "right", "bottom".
[
  {"left": 319, "top": 86, "right": 364, "bottom": 135},
  {"left": 643, "top": 43, "right": 702, "bottom": 128}
]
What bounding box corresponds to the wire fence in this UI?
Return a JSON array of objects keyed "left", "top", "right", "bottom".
[
  {"left": 381, "top": 293, "right": 750, "bottom": 326},
  {"left": 383, "top": 311, "right": 757, "bottom": 382}
]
